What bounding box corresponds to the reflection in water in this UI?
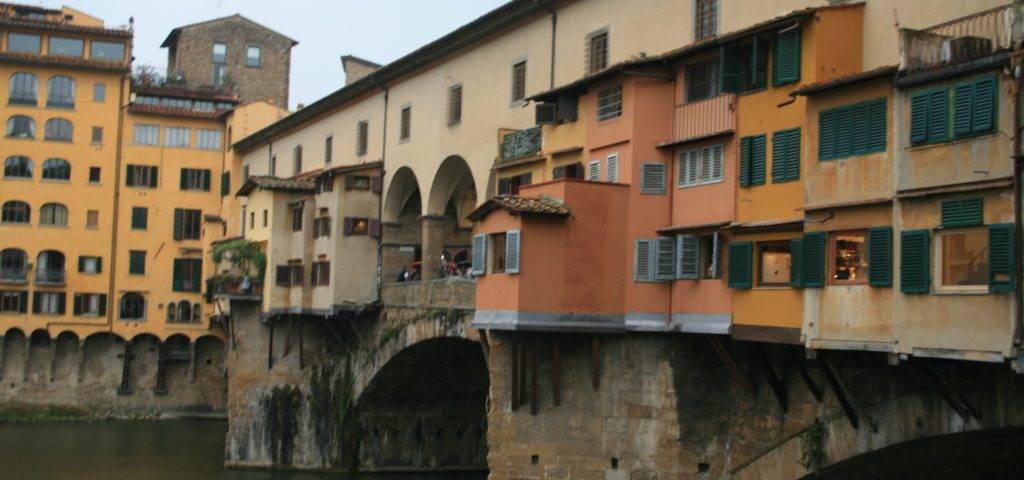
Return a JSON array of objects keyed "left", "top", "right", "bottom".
[{"left": 0, "top": 419, "right": 487, "bottom": 480}]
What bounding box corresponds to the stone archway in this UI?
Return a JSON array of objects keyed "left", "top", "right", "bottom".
[
  {"left": 382, "top": 166, "right": 424, "bottom": 283},
  {"left": 422, "top": 155, "right": 478, "bottom": 279}
]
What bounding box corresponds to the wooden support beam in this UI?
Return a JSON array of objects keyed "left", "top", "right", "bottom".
[
  {"left": 591, "top": 335, "right": 601, "bottom": 391},
  {"left": 552, "top": 339, "right": 561, "bottom": 407},
  {"left": 819, "top": 356, "right": 858, "bottom": 429},
  {"left": 510, "top": 334, "right": 519, "bottom": 412},
  {"left": 267, "top": 321, "right": 275, "bottom": 371},
  {"left": 750, "top": 343, "right": 788, "bottom": 413},
  {"left": 117, "top": 341, "right": 132, "bottom": 395},
  {"left": 298, "top": 317, "right": 305, "bottom": 370},
  {"left": 920, "top": 362, "right": 981, "bottom": 421},
  {"left": 788, "top": 347, "right": 823, "bottom": 402},
  {"left": 322, "top": 318, "right": 346, "bottom": 345},
  {"left": 282, "top": 315, "right": 295, "bottom": 358},
  {"left": 518, "top": 335, "right": 528, "bottom": 407},
  {"left": 0, "top": 336, "right": 5, "bottom": 380},
  {"left": 707, "top": 335, "right": 756, "bottom": 396},
  {"left": 530, "top": 337, "right": 539, "bottom": 415}
]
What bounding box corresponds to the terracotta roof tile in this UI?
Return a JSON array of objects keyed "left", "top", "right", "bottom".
[
  {"left": 127, "top": 103, "right": 228, "bottom": 120},
  {"left": 793, "top": 65, "right": 898, "bottom": 96},
  {"left": 467, "top": 195, "right": 571, "bottom": 222},
  {"left": 133, "top": 85, "right": 240, "bottom": 103},
  {"left": 236, "top": 175, "right": 316, "bottom": 196},
  {"left": 0, "top": 18, "right": 132, "bottom": 37}
]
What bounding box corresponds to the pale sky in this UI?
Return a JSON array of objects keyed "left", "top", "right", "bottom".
[{"left": 46, "top": 0, "right": 508, "bottom": 109}]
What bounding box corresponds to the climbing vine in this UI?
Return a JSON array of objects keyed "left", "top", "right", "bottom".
[
  {"left": 210, "top": 239, "right": 267, "bottom": 280},
  {"left": 800, "top": 418, "right": 828, "bottom": 472}
]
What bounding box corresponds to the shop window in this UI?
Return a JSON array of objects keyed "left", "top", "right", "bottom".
[
  {"left": 829, "top": 231, "right": 868, "bottom": 285},
  {"left": 758, "top": 243, "right": 791, "bottom": 286},
  {"left": 937, "top": 229, "right": 989, "bottom": 290}
]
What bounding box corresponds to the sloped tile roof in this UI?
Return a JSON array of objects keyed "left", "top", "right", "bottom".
[
  {"left": 793, "top": 65, "right": 898, "bottom": 96},
  {"left": 467, "top": 195, "right": 571, "bottom": 222},
  {"left": 236, "top": 175, "right": 316, "bottom": 196}
]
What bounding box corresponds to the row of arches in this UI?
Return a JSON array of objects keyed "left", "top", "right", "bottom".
[
  {"left": 3, "top": 156, "right": 71, "bottom": 180},
  {"left": 1, "top": 201, "right": 70, "bottom": 226},
  {"left": 9, "top": 73, "right": 75, "bottom": 107},
  {"left": 6, "top": 115, "right": 74, "bottom": 141}
]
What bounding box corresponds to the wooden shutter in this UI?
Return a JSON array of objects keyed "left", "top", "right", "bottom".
[
  {"left": 172, "top": 258, "right": 184, "bottom": 291},
  {"left": 148, "top": 166, "right": 158, "bottom": 187},
  {"left": 867, "top": 226, "right": 893, "bottom": 287},
  {"left": 971, "top": 75, "right": 996, "bottom": 134},
  {"left": 677, "top": 235, "right": 700, "bottom": 280},
  {"left": 772, "top": 128, "right": 799, "bottom": 182},
  {"left": 900, "top": 230, "right": 931, "bottom": 294},
  {"left": 790, "top": 237, "right": 803, "bottom": 287},
  {"left": 867, "top": 99, "right": 887, "bottom": 153},
  {"left": 819, "top": 110, "right": 836, "bottom": 160},
  {"left": 656, "top": 237, "right": 676, "bottom": 281},
  {"left": 179, "top": 169, "right": 188, "bottom": 189},
  {"left": 927, "top": 89, "right": 949, "bottom": 143},
  {"left": 710, "top": 144, "right": 723, "bottom": 181},
  {"left": 371, "top": 175, "right": 383, "bottom": 194},
  {"left": 749, "top": 135, "right": 766, "bottom": 186},
  {"left": 727, "top": 242, "right": 752, "bottom": 289},
  {"left": 989, "top": 223, "right": 1015, "bottom": 293},
  {"left": 190, "top": 259, "right": 202, "bottom": 293},
  {"left": 641, "top": 163, "right": 666, "bottom": 194},
  {"left": 801, "top": 231, "right": 825, "bottom": 288},
  {"left": 505, "top": 229, "right": 521, "bottom": 274},
  {"left": 78, "top": 256, "right": 85, "bottom": 273},
  {"left": 472, "top": 234, "right": 487, "bottom": 276},
  {"left": 833, "top": 108, "right": 853, "bottom": 158},
  {"left": 18, "top": 291, "right": 28, "bottom": 313},
  {"left": 201, "top": 170, "right": 211, "bottom": 191},
  {"left": 940, "top": 197, "right": 983, "bottom": 228},
  {"left": 56, "top": 292, "right": 65, "bottom": 314},
  {"left": 369, "top": 219, "right": 382, "bottom": 239},
  {"left": 221, "top": 172, "right": 230, "bottom": 196},
  {"left": 97, "top": 294, "right": 107, "bottom": 316},
  {"left": 772, "top": 28, "right": 800, "bottom": 86},
  {"left": 96, "top": 257, "right": 102, "bottom": 273},
  {"left": 634, "top": 239, "right": 653, "bottom": 282},
  {"left": 73, "top": 293, "right": 82, "bottom": 315},
  {"left": 126, "top": 166, "right": 136, "bottom": 187},
  {"left": 275, "top": 265, "right": 291, "bottom": 286},
  {"left": 751, "top": 37, "right": 767, "bottom": 88},
  {"left": 739, "top": 136, "right": 751, "bottom": 187},
  {"left": 343, "top": 217, "right": 354, "bottom": 235},
  {"left": 173, "top": 208, "right": 184, "bottom": 240},
  {"left": 719, "top": 45, "right": 742, "bottom": 93},
  {"left": 132, "top": 207, "right": 147, "bottom": 229},
  {"left": 587, "top": 160, "right": 600, "bottom": 181},
  {"left": 909, "top": 92, "right": 929, "bottom": 144}
]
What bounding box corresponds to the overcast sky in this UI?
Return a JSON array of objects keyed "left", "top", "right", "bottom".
[{"left": 48, "top": 0, "right": 508, "bottom": 109}]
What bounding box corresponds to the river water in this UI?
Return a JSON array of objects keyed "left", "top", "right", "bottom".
[{"left": 0, "top": 419, "right": 487, "bottom": 480}]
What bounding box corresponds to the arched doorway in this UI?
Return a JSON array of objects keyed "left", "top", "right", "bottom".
[
  {"left": 382, "top": 166, "right": 423, "bottom": 283},
  {"left": 423, "top": 156, "right": 477, "bottom": 280}
]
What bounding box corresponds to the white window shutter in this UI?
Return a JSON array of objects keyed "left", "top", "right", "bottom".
[
  {"left": 700, "top": 147, "right": 713, "bottom": 184},
  {"left": 472, "top": 234, "right": 487, "bottom": 275},
  {"left": 676, "top": 151, "right": 687, "bottom": 187},
  {"left": 634, "top": 240, "right": 652, "bottom": 282},
  {"left": 505, "top": 230, "right": 521, "bottom": 274},
  {"left": 587, "top": 160, "right": 601, "bottom": 181},
  {"left": 711, "top": 144, "right": 723, "bottom": 181},
  {"left": 606, "top": 153, "right": 619, "bottom": 183},
  {"left": 677, "top": 235, "right": 700, "bottom": 279},
  {"left": 656, "top": 237, "right": 676, "bottom": 281},
  {"left": 641, "top": 162, "right": 666, "bottom": 194},
  {"left": 688, "top": 151, "right": 699, "bottom": 185},
  {"left": 711, "top": 231, "right": 721, "bottom": 278}
]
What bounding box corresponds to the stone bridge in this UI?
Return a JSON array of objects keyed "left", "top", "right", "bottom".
[{"left": 223, "top": 281, "right": 1024, "bottom": 478}]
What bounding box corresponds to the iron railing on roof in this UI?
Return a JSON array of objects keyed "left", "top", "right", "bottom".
[{"left": 901, "top": 3, "right": 1022, "bottom": 72}]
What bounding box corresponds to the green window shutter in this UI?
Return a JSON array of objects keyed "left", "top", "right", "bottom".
[
  {"left": 833, "top": 108, "right": 853, "bottom": 158},
  {"left": 772, "top": 28, "right": 801, "bottom": 86},
  {"left": 989, "top": 223, "right": 1015, "bottom": 293},
  {"left": 634, "top": 239, "right": 653, "bottom": 282},
  {"left": 98, "top": 294, "right": 107, "bottom": 316},
  {"left": 56, "top": 293, "right": 66, "bottom": 315},
  {"left": 191, "top": 259, "right": 202, "bottom": 293},
  {"left": 727, "top": 242, "right": 752, "bottom": 289},
  {"left": 752, "top": 37, "right": 767, "bottom": 89},
  {"left": 656, "top": 237, "right": 677, "bottom": 281},
  {"left": 505, "top": 230, "right": 521, "bottom": 275},
  {"left": 940, "top": 197, "right": 983, "bottom": 228},
  {"left": 221, "top": 172, "right": 230, "bottom": 196},
  {"left": 172, "top": 259, "right": 184, "bottom": 292},
  {"left": 867, "top": 99, "right": 887, "bottom": 153},
  {"left": 909, "top": 92, "right": 929, "bottom": 144},
  {"left": 851, "top": 103, "right": 870, "bottom": 154},
  {"left": 131, "top": 207, "right": 147, "bottom": 230},
  {"left": 179, "top": 169, "right": 188, "bottom": 190},
  {"left": 471, "top": 234, "right": 486, "bottom": 276},
  {"left": 772, "top": 128, "right": 800, "bottom": 182},
  {"left": 801, "top": 231, "right": 826, "bottom": 288},
  {"left": 900, "top": 230, "right": 931, "bottom": 294},
  {"left": 73, "top": 293, "right": 82, "bottom": 316},
  {"left": 868, "top": 226, "right": 893, "bottom": 287},
  {"left": 926, "top": 89, "right": 949, "bottom": 143},
  {"left": 720, "top": 45, "right": 741, "bottom": 93},
  {"left": 790, "top": 237, "right": 803, "bottom": 287},
  {"left": 971, "top": 75, "right": 996, "bottom": 135},
  {"left": 676, "top": 235, "right": 700, "bottom": 280},
  {"left": 952, "top": 81, "right": 974, "bottom": 138},
  {"left": 739, "top": 136, "right": 751, "bottom": 187},
  {"left": 749, "top": 135, "right": 766, "bottom": 186},
  {"left": 173, "top": 208, "right": 184, "bottom": 240},
  {"left": 819, "top": 110, "right": 836, "bottom": 160}
]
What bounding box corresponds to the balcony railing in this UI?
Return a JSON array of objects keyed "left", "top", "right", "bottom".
[
  {"left": 34, "top": 269, "right": 65, "bottom": 285},
  {"left": 0, "top": 267, "right": 27, "bottom": 283},
  {"left": 672, "top": 94, "right": 735, "bottom": 144},
  {"left": 902, "top": 3, "right": 1021, "bottom": 72}
]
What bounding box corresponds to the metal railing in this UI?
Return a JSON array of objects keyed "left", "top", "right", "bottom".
[
  {"left": 0, "top": 267, "right": 27, "bottom": 282},
  {"left": 903, "top": 3, "right": 1019, "bottom": 71}
]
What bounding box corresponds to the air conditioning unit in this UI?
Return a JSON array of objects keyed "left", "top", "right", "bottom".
[{"left": 942, "top": 36, "right": 993, "bottom": 63}]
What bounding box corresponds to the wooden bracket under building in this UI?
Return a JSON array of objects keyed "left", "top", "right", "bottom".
[
  {"left": 510, "top": 334, "right": 519, "bottom": 412},
  {"left": 819, "top": 356, "right": 858, "bottom": 429},
  {"left": 707, "top": 335, "right": 756, "bottom": 396},
  {"left": 591, "top": 335, "right": 601, "bottom": 391},
  {"left": 919, "top": 361, "right": 982, "bottom": 422},
  {"left": 530, "top": 337, "right": 539, "bottom": 415},
  {"left": 282, "top": 315, "right": 295, "bottom": 358},
  {"left": 750, "top": 343, "right": 787, "bottom": 413},
  {"left": 788, "top": 347, "right": 824, "bottom": 402},
  {"left": 267, "top": 320, "right": 275, "bottom": 371}
]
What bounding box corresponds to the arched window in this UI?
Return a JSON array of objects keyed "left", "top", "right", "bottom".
[
  {"left": 120, "top": 293, "right": 145, "bottom": 320},
  {"left": 39, "top": 203, "right": 68, "bottom": 226},
  {"left": 177, "top": 301, "right": 191, "bottom": 323},
  {"left": 41, "top": 158, "right": 70, "bottom": 180},
  {"left": 192, "top": 303, "right": 201, "bottom": 322},
  {"left": 9, "top": 72, "right": 38, "bottom": 105},
  {"left": 44, "top": 118, "right": 72, "bottom": 142},
  {"left": 35, "top": 250, "right": 65, "bottom": 284},
  {"left": 1, "top": 201, "right": 30, "bottom": 223},
  {"left": 3, "top": 156, "right": 32, "bottom": 178},
  {"left": 166, "top": 302, "right": 177, "bottom": 322},
  {"left": 46, "top": 76, "right": 75, "bottom": 108},
  {"left": 6, "top": 115, "right": 35, "bottom": 138},
  {"left": 0, "top": 248, "right": 28, "bottom": 281}
]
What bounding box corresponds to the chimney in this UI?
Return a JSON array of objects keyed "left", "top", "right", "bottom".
[{"left": 341, "top": 55, "right": 382, "bottom": 86}]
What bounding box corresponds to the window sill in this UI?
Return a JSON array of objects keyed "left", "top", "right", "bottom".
[
  {"left": 0, "top": 222, "right": 31, "bottom": 226},
  {"left": 8, "top": 101, "right": 37, "bottom": 107},
  {"left": 41, "top": 179, "right": 70, "bottom": 184},
  {"left": 5, "top": 136, "right": 36, "bottom": 141},
  {"left": 0, "top": 312, "right": 26, "bottom": 316},
  {"left": 754, "top": 285, "right": 794, "bottom": 290},
  {"left": 907, "top": 132, "right": 1000, "bottom": 152},
  {"left": 509, "top": 99, "right": 527, "bottom": 109},
  {"left": 43, "top": 139, "right": 73, "bottom": 143},
  {"left": 119, "top": 318, "right": 147, "bottom": 323},
  {"left": 596, "top": 115, "right": 622, "bottom": 124},
  {"left": 0, "top": 279, "right": 28, "bottom": 285},
  {"left": 38, "top": 225, "right": 70, "bottom": 229},
  {"left": 2, "top": 177, "right": 33, "bottom": 181},
  {"left": 677, "top": 179, "right": 724, "bottom": 189},
  {"left": 931, "top": 288, "right": 989, "bottom": 296},
  {"left": 45, "top": 104, "right": 75, "bottom": 110}
]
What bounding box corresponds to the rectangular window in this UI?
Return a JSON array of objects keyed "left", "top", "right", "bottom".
[
  {"left": 771, "top": 128, "right": 800, "bottom": 183},
  {"left": 346, "top": 175, "right": 371, "bottom": 190},
  {"left": 173, "top": 208, "right": 202, "bottom": 240},
  {"left": 79, "top": 256, "right": 102, "bottom": 274},
  {"left": 129, "top": 250, "right": 146, "bottom": 275},
  {"left": 758, "top": 243, "right": 791, "bottom": 286},
  {"left": 677, "top": 233, "right": 722, "bottom": 280},
  {"left": 180, "top": 168, "right": 211, "bottom": 191},
  {"left": 293, "top": 146, "right": 302, "bottom": 175},
  {"left": 313, "top": 216, "right": 332, "bottom": 238},
  {"left": 640, "top": 162, "right": 666, "bottom": 194},
  {"left": 125, "top": 165, "right": 158, "bottom": 188},
  {"left": 212, "top": 64, "right": 226, "bottom": 88},
  {"left": 829, "top": 231, "right": 868, "bottom": 285},
  {"left": 48, "top": 37, "right": 83, "bottom": 57},
  {"left": 131, "top": 207, "right": 148, "bottom": 230},
  {"left": 89, "top": 167, "right": 101, "bottom": 183},
  {"left": 938, "top": 229, "right": 989, "bottom": 290},
  {"left": 91, "top": 126, "right": 103, "bottom": 144},
  {"left": 606, "top": 153, "right": 619, "bottom": 183},
  {"left": 212, "top": 42, "right": 227, "bottom": 63},
  {"left": 686, "top": 60, "right": 720, "bottom": 102},
  {"left": 133, "top": 124, "right": 159, "bottom": 145},
  {"left": 586, "top": 29, "right": 609, "bottom": 74},
  {"left": 172, "top": 258, "right": 202, "bottom": 292},
  {"left": 497, "top": 173, "right": 532, "bottom": 195},
  {"left": 86, "top": 210, "right": 99, "bottom": 229},
  {"left": 512, "top": 60, "right": 527, "bottom": 103},
  {"left": 74, "top": 293, "right": 105, "bottom": 316},
  {"left": 269, "top": 155, "right": 277, "bottom": 176},
  {"left": 324, "top": 135, "right": 333, "bottom": 164},
  {"left": 695, "top": 0, "right": 717, "bottom": 40},
  {"left": 447, "top": 84, "right": 463, "bottom": 126},
  {"left": 677, "top": 144, "right": 723, "bottom": 187},
  {"left": 164, "top": 127, "right": 191, "bottom": 148},
  {"left": 553, "top": 162, "right": 584, "bottom": 180},
  {"left": 289, "top": 264, "right": 304, "bottom": 286},
  {"left": 343, "top": 217, "right": 370, "bottom": 236},
  {"left": 93, "top": 83, "right": 106, "bottom": 102},
  {"left": 819, "top": 98, "right": 887, "bottom": 160},
  {"left": 491, "top": 233, "right": 508, "bottom": 273},
  {"left": 773, "top": 28, "right": 801, "bottom": 86},
  {"left": 720, "top": 37, "right": 768, "bottom": 93},
  {"left": 90, "top": 41, "right": 125, "bottom": 61},
  {"left": 357, "top": 121, "right": 369, "bottom": 156},
  {"left": 221, "top": 172, "right": 230, "bottom": 196},
  {"left": 35, "top": 292, "right": 63, "bottom": 315},
  {"left": 311, "top": 261, "right": 330, "bottom": 286},
  {"left": 596, "top": 85, "right": 622, "bottom": 121},
  {"left": 292, "top": 205, "right": 303, "bottom": 231},
  {"left": 0, "top": 291, "right": 27, "bottom": 314},
  {"left": 196, "top": 129, "right": 222, "bottom": 150},
  {"left": 242, "top": 165, "right": 250, "bottom": 182},
  {"left": 8, "top": 33, "right": 41, "bottom": 54},
  {"left": 739, "top": 135, "right": 766, "bottom": 187},
  {"left": 246, "top": 45, "right": 261, "bottom": 67},
  {"left": 400, "top": 105, "right": 411, "bottom": 141},
  {"left": 262, "top": 210, "right": 268, "bottom": 227}
]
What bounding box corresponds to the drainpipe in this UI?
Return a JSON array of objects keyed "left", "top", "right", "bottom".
[
  {"left": 106, "top": 72, "right": 129, "bottom": 332},
  {"left": 1014, "top": 64, "right": 1023, "bottom": 347},
  {"left": 546, "top": 5, "right": 557, "bottom": 89},
  {"left": 377, "top": 85, "right": 389, "bottom": 305}
]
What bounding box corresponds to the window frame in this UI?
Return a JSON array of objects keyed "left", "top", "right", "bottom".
[
  {"left": 43, "top": 118, "right": 73, "bottom": 142},
  {"left": 356, "top": 120, "right": 369, "bottom": 156},
  {"left": 245, "top": 44, "right": 262, "bottom": 67},
  {"left": 586, "top": 28, "right": 609, "bottom": 74},
  {"left": 1, "top": 200, "right": 30, "bottom": 224},
  {"left": 490, "top": 232, "right": 508, "bottom": 274},
  {"left": 596, "top": 85, "right": 623, "bottom": 122},
  {"left": 119, "top": 292, "right": 145, "bottom": 321},
  {"left": 685, "top": 59, "right": 720, "bottom": 103},
  {"left": 47, "top": 36, "right": 84, "bottom": 58},
  {"left": 6, "top": 115, "right": 35, "bottom": 139},
  {"left": 132, "top": 123, "right": 159, "bottom": 145},
  {"left": 694, "top": 0, "right": 718, "bottom": 41},
  {"left": 447, "top": 84, "right": 463, "bottom": 126},
  {"left": 89, "top": 40, "right": 125, "bottom": 61},
  {"left": 400, "top": 105, "right": 412, "bottom": 142},
  {"left": 3, "top": 156, "right": 33, "bottom": 179},
  {"left": 164, "top": 126, "right": 191, "bottom": 148},
  {"left": 8, "top": 32, "right": 41, "bottom": 54},
  {"left": 827, "top": 230, "right": 870, "bottom": 286},
  {"left": 934, "top": 227, "right": 990, "bottom": 293},
  {"left": 756, "top": 241, "right": 792, "bottom": 288},
  {"left": 128, "top": 250, "right": 146, "bottom": 275},
  {"left": 511, "top": 59, "right": 527, "bottom": 105},
  {"left": 8, "top": 72, "right": 38, "bottom": 105}
]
